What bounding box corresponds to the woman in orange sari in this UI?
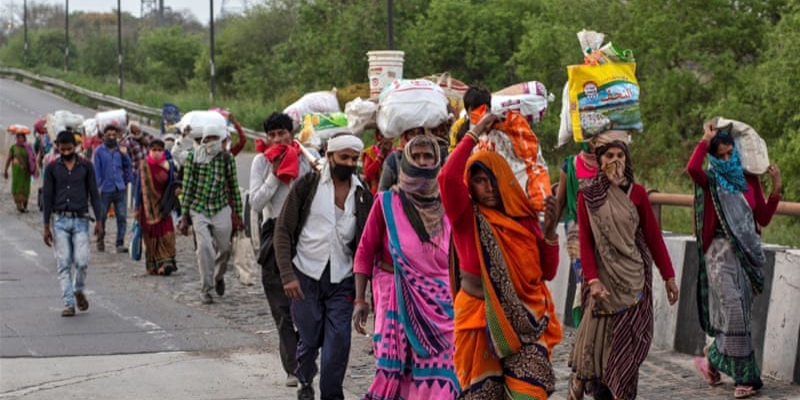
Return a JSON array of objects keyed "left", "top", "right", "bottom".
[{"left": 439, "top": 113, "right": 562, "bottom": 400}]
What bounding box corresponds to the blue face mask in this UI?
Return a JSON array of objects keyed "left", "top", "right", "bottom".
[{"left": 709, "top": 147, "right": 748, "bottom": 193}]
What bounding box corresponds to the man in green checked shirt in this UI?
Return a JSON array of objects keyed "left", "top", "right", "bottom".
[{"left": 178, "top": 124, "right": 244, "bottom": 304}]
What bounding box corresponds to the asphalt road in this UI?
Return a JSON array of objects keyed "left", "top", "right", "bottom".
[
  {"left": 0, "top": 78, "right": 257, "bottom": 189},
  {"left": 0, "top": 214, "right": 264, "bottom": 358}
]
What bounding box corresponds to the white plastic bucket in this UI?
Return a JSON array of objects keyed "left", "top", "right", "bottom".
[{"left": 367, "top": 50, "right": 404, "bottom": 98}]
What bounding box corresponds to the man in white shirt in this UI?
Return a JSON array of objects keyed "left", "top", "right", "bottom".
[
  {"left": 249, "top": 112, "right": 312, "bottom": 387},
  {"left": 273, "top": 133, "right": 373, "bottom": 400}
]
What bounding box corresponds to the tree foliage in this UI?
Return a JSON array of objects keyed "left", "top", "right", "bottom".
[
  {"left": 0, "top": 0, "right": 797, "bottom": 202},
  {"left": 138, "top": 26, "right": 202, "bottom": 90}
]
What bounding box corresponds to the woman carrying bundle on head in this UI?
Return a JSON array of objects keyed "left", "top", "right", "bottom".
[
  {"left": 4, "top": 125, "right": 38, "bottom": 213},
  {"left": 567, "top": 131, "right": 679, "bottom": 400},
  {"left": 687, "top": 122, "right": 781, "bottom": 399}
]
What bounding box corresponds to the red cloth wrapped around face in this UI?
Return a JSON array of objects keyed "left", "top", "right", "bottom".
[{"left": 264, "top": 141, "right": 302, "bottom": 183}]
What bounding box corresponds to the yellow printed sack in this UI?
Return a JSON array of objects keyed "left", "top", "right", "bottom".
[{"left": 567, "top": 62, "right": 641, "bottom": 142}]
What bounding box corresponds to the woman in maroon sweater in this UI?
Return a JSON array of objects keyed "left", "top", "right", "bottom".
[
  {"left": 687, "top": 123, "right": 782, "bottom": 399},
  {"left": 568, "top": 135, "right": 679, "bottom": 400}
]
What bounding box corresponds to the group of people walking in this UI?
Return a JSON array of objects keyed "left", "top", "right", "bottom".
[
  {"left": 5, "top": 81, "right": 783, "bottom": 400},
  {"left": 249, "top": 89, "right": 781, "bottom": 400}
]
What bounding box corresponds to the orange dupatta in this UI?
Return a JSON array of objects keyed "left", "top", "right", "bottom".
[{"left": 456, "top": 150, "right": 561, "bottom": 399}]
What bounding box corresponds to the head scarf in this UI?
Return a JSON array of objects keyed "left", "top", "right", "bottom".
[
  {"left": 393, "top": 135, "right": 444, "bottom": 243},
  {"left": 589, "top": 129, "right": 630, "bottom": 148},
  {"left": 582, "top": 141, "right": 635, "bottom": 211},
  {"left": 34, "top": 118, "right": 47, "bottom": 135},
  {"left": 708, "top": 146, "right": 748, "bottom": 194},
  {"left": 326, "top": 133, "right": 364, "bottom": 154},
  {"left": 464, "top": 150, "right": 537, "bottom": 219},
  {"left": 194, "top": 124, "right": 226, "bottom": 164}
]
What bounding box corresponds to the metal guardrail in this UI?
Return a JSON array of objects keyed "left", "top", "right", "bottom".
[
  {"left": 0, "top": 67, "right": 160, "bottom": 120},
  {"left": 0, "top": 66, "right": 264, "bottom": 141},
  {"left": 648, "top": 191, "right": 800, "bottom": 218}
]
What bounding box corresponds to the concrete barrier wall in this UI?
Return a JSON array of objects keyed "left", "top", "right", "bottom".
[{"left": 547, "top": 232, "right": 800, "bottom": 383}]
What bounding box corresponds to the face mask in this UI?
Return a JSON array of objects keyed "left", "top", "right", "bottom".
[
  {"left": 104, "top": 138, "right": 117, "bottom": 148},
  {"left": 149, "top": 151, "right": 165, "bottom": 162},
  {"left": 602, "top": 160, "right": 626, "bottom": 186},
  {"left": 204, "top": 140, "right": 222, "bottom": 157},
  {"left": 332, "top": 163, "right": 356, "bottom": 181},
  {"left": 61, "top": 152, "right": 76, "bottom": 161}
]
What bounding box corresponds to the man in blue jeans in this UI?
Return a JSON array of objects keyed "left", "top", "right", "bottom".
[
  {"left": 93, "top": 124, "right": 132, "bottom": 253},
  {"left": 42, "top": 131, "right": 104, "bottom": 316}
]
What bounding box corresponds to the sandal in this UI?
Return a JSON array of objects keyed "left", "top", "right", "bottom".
[
  {"left": 734, "top": 386, "right": 756, "bottom": 399},
  {"left": 567, "top": 377, "right": 585, "bottom": 400},
  {"left": 694, "top": 357, "right": 722, "bottom": 386}
]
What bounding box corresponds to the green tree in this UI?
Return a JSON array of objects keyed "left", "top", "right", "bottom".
[
  {"left": 138, "top": 26, "right": 202, "bottom": 90},
  {"left": 78, "top": 33, "right": 117, "bottom": 77}
]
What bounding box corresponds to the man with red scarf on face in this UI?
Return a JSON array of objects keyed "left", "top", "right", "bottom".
[{"left": 249, "top": 112, "right": 313, "bottom": 388}]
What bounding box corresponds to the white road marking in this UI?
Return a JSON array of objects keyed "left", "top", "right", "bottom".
[{"left": 94, "top": 294, "right": 180, "bottom": 352}]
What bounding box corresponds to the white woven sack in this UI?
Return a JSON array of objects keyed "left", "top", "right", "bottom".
[
  {"left": 715, "top": 117, "right": 770, "bottom": 175},
  {"left": 377, "top": 79, "right": 449, "bottom": 138}
]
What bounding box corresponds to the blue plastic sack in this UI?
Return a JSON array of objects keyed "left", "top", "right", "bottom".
[{"left": 130, "top": 220, "right": 142, "bottom": 261}]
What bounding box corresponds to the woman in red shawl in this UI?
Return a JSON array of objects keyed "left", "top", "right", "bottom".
[{"left": 135, "top": 139, "right": 179, "bottom": 275}]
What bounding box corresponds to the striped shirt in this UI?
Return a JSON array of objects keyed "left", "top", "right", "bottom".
[{"left": 180, "top": 151, "right": 243, "bottom": 218}]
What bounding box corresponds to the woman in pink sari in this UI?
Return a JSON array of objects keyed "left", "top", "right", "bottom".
[{"left": 353, "top": 135, "right": 459, "bottom": 400}]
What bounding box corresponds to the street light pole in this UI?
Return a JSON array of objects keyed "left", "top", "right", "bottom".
[
  {"left": 387, "top": 0, "right": 394, "bottom": 50},
  {"left": 209, "top": 0, "right": 216, "bottom": 101},
  {"left": 64, "top": 0, "right": 69, "bottom": 71},
  {"left": 117, "top": 0, "right": 124, "bottom": 98},
  {"left": 23, "top": 0, "right": 28, "bottom": 65}
]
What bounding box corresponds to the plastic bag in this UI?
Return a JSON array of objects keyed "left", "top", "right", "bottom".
[
  {"left": 425, "top": 72, "right": 469, "bottom": 116},
  {"left": 557, "top": 83, "right": 573, "bottom": 147},
  {"left": 177, "top": 111, "right": 228, "bottom": 139},
  {"left": 232, "top": 231, "right": 258, "bottom": 286},
  {"left": 567, "top": 62, "right": 641, "bottom": 142},
  {"left": 284, "top": 91, "right": 341, "bottom": 128},
  {"left": 95, "top": 109, "right": 127, "bottom": 133},
  {"left": 46, "top": 111, "right": 84, "bottom": 139},
  {"left": 474, "top": 109, "right": 552, "bottom": 211},
  {"left": 344, "top": 98, "right": 378, "bottom": 135},
  {"left": 714, "top": 117, "right": 770, "bottom": 175},
  {"left": 130, "top": 220, "right": 142, "bottom": 262},
  {"left": 297, "top": 112, "right": 350, "bottom": 145},
  {"left": 491, "top": 88, "right": 554, "bottom": 126},
  {"left": 377, "top": 79, "right": 449, "bottom": 138},
  {"left": 6, "top": 124, "right": 30, "bottom": 135},
  {"left": 82, "top": 119, "right": 98, "bottom": 138},
  {"left": 577, "top": 30, "right": 605, "bottom": 56}
]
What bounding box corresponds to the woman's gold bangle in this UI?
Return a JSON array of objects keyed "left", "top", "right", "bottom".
[
  {"left": 544, "top": 235, "right": 559, "bottom": 246},
  {"left": 465, "top": 131, "right": 478, "bottom": 141}
]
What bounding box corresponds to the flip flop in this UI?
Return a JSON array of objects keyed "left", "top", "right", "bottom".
[
  {"left": 694, "top": 357, "right": 722, "bottom": 386},
  {"left": 734, "top": 386, "right": 756, "bottom": 399}
]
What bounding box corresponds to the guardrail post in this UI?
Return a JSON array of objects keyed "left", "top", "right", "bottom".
[{"left": 648, "top": 188, "right": 662, "bottom": 226}]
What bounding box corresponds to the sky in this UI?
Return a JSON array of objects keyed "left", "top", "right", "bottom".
[{"left": 0, "top": 0, "right": 253, "bottom": 25}]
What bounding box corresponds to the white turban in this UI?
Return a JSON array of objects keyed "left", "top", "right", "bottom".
[
  {"left": 202, "top": 124, "right": 227, "bottom": 140},
  {"left": 326, "top": 134, "right": 364, "bottom": 154}
]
